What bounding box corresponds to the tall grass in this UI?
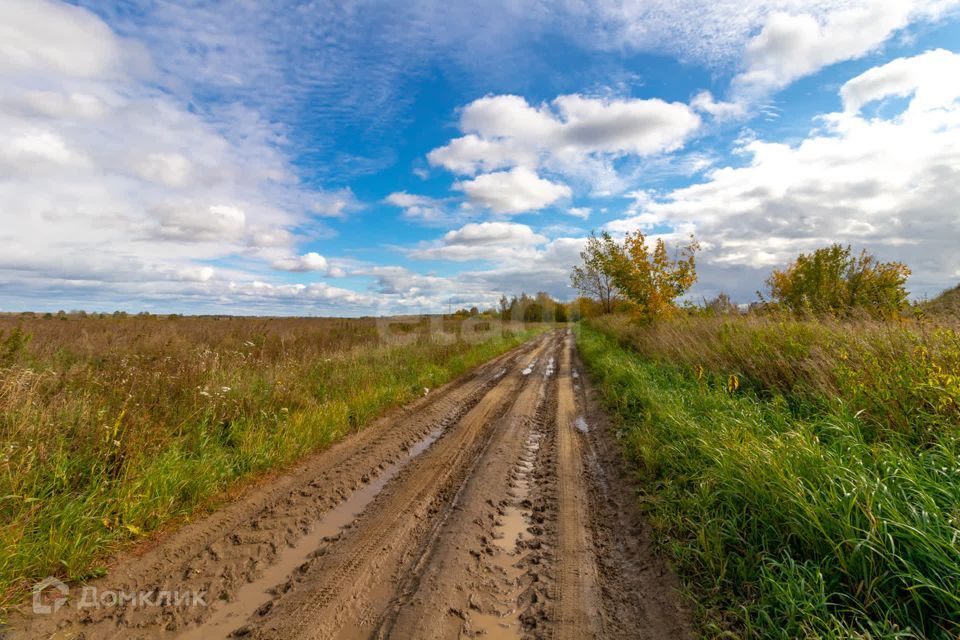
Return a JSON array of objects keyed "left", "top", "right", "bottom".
[
  {"left": 0, "top": 314, "right": 543, "bottom": 615},
  {"left": 577, "top": 320, "right": 960, "bottom": 638},
  {"left": 589, "top": 313, "right": 960, "bottom": 444}
]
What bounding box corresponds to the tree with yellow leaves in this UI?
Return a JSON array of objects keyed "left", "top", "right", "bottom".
[
  {"left": 605, "top": 231, "right": 700, "bottom": 321},
  {"left": 764, "top": 244, "right": 910, "bottom": 319}
]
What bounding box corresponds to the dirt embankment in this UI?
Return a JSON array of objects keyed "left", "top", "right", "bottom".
[{"left": 13, "top": 330, "right": 691, "bottom": 639}]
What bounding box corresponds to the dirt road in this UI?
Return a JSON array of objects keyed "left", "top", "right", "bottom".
[{"left": 16, "top": 330, "right": 691, "bottom": 639}]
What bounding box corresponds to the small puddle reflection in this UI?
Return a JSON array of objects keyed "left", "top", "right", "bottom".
[
  {"left": 178, "top": 427, "right": 444, "bottom": 639},
  {"left": 521, "top": 357, "right": 538, "bottom": 376},
  {"left": 493, "top": 505, "right": 527, "bottom": 554},
  {"left": 543, "top": 357, "right": 556, "bottom": 378},
  {"left": 471, "top": 610, "right": 521, "bottom": 638}
]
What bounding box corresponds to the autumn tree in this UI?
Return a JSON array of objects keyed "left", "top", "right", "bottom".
[
  {"left": 606, "top": 231, "right": 700, "bottom": 321},
  {"left": 568, "top": 296, "right": 601, "bottom": 320},
  {"left": 570, "top": 232, "right": 619, "bottom": 314},
  {"left": 764, "top": 244, "right": 910, "bottom": 319}
]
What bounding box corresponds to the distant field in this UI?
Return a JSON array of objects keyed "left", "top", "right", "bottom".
[
  {"left": 0, "top": 313, "right": 543, "bottom": 614},
  {"left": 578, "top": 314, "right": 960, "bottom": 638}
]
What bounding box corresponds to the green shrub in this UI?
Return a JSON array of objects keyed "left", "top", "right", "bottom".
[{"left": 764, "top": 244, "right": 910, "bottom": 319}]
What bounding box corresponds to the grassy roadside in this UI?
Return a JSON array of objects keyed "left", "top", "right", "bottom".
[
  {"left": 0, "top": 316, "right": 545, "bottom": 616},
  {"left": 576, "top": 322, "right": 960, "bottom": 639}
]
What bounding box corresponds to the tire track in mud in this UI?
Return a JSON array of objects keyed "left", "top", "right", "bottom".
[
  {"left": 13, "top": 329, "right": 693, "bottom": 640},
  {"left": 571, "top": 344, "right": 695, "bottom": 640},
  {"left": 549, "top": 331, "right": 598, "bottom": 639}
]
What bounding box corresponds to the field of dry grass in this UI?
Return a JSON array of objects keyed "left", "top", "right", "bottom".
[{"left": 0, "top": 313, "right": 542, "bottom": 615}]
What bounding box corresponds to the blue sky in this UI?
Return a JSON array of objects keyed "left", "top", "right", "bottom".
[{"left": 2, "top": 1, "right": 959, "bottom": 315}]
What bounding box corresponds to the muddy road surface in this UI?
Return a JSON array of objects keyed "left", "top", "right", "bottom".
[{"left": 16, "top": 330, "right": 691, "bottom": 640}]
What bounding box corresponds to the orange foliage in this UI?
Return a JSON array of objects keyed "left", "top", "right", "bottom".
[{"left": 608, "top": 231, "right": 700, "bottom": 321}]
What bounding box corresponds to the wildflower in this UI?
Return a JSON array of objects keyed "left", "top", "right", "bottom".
[
  {"left": 727, "top": 374, "right": 740, "bottom": 394},
  {"left": 199, "top": 390, "right": 211, "bottom": 397},
  {"left": 221, "top": 386, "right": 231, "bottom": 393}
]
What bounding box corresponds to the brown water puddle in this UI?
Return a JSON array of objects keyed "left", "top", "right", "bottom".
[
  {"left": 471, "top": 611, "right": 523, "bottom": 639},
  {"left": 178, "top": 426, "right": 445, "bottom": 639},
  {"left": 493, "top": 505, "right": 528, "bottom": 555}
]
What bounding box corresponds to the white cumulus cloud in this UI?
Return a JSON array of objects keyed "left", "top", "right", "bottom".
[
  {"left": 454, "top": 167, "right": 572, "bottom": 214},
  {"left": 840, "top": 47, "right": 960, "bottom": 113},
  {"left": 409, "top": 221, "right": 548, "bottom": 261},
  {"left": 383, "top": 191, "right": 452, "bottom": 224},
  {"left": 0, "top": 0, "right": 135, "bottom": 78},
  {"left": 429, "top": 94, "right": 701, "bottom": 189},
  {"left": 731, "top": 1, "right": 959, "bottom": 100},
  {"left": 271, "top": 252, "right": 342, "bottom": 274}
]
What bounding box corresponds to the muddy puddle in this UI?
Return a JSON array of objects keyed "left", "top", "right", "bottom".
[
  {"left": 471, "top": 611, "right": 523, "bottom": 639},
  {"left": 543, "top": 356, "right": 556, "bottom": 378}
]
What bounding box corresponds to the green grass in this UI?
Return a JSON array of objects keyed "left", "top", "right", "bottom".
[
  {"left": 0, "top": 316, "right": 545, "bottom": 616},
  {"left": 576, "top": 323, "right": 960, "bottom": 638}
]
